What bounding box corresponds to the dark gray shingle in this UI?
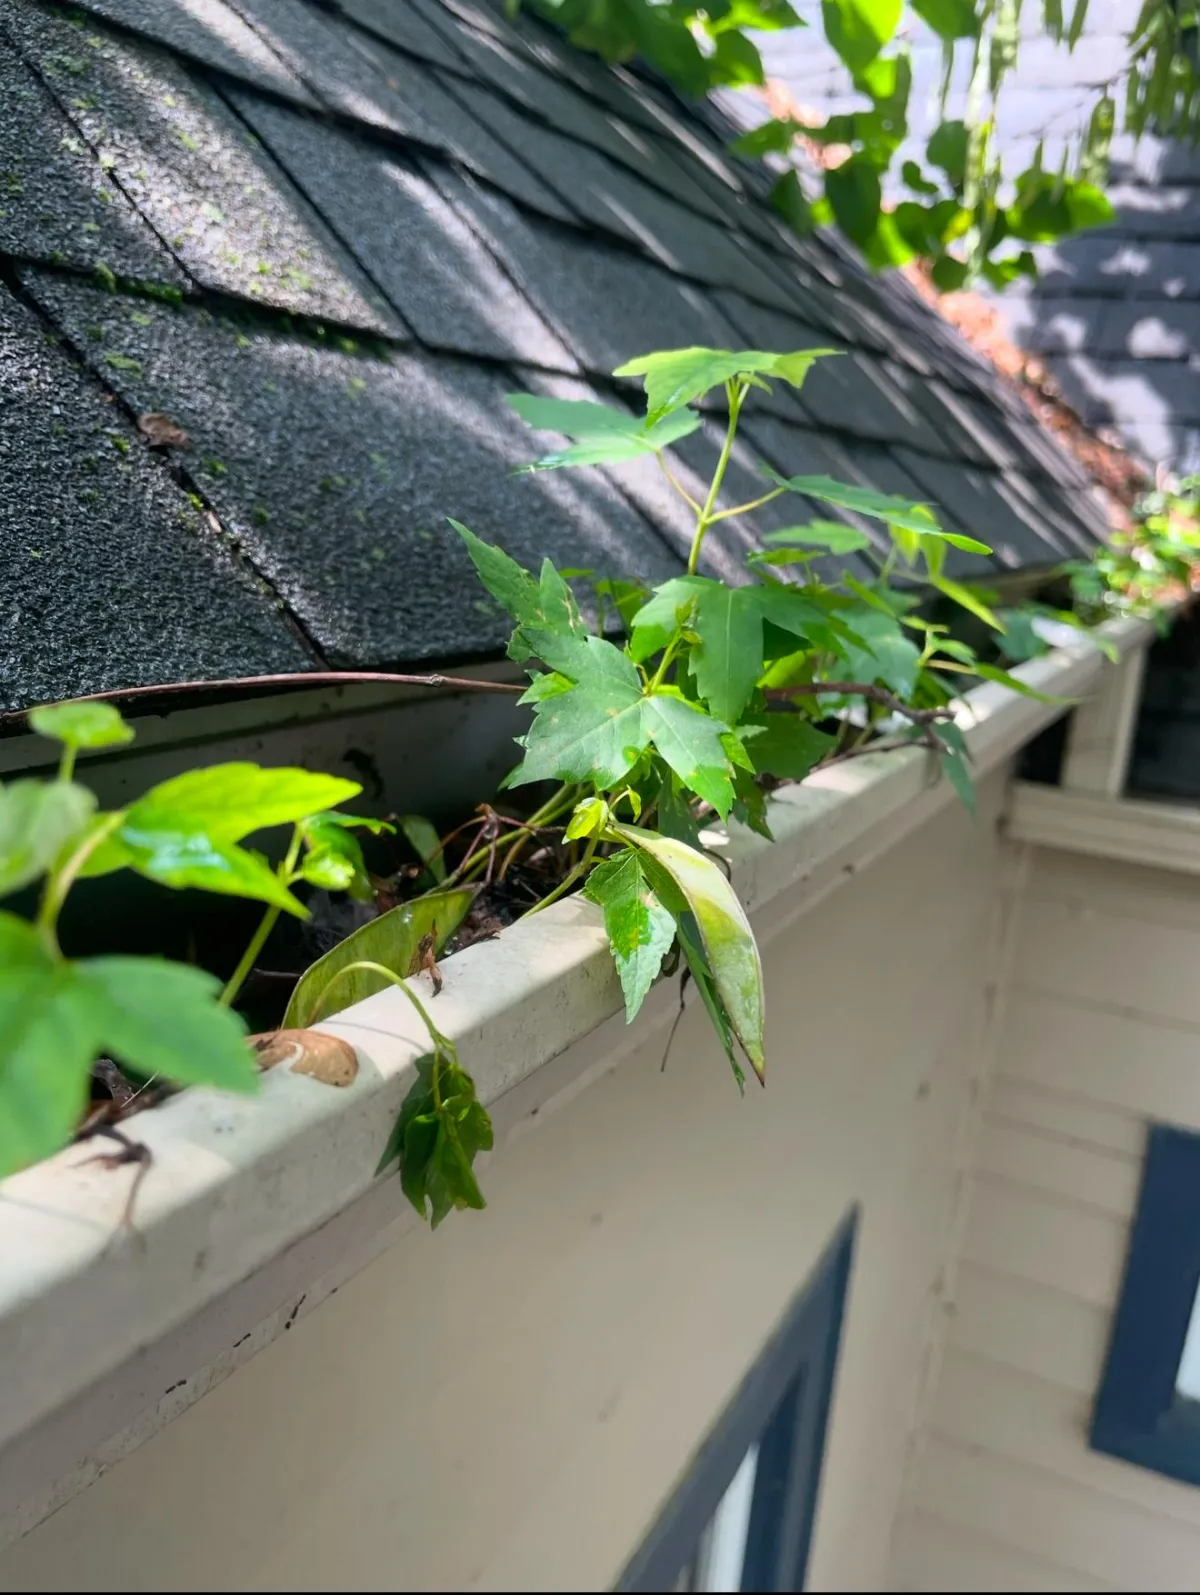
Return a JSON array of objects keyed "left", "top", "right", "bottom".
[{"left": 0, "top": 281, "right": 312, "bottom": 709}]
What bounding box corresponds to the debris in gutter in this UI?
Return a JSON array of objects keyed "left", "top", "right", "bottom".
[
  {"left": 250, "top": 1029, "right": 359, "bottom": 1087},
  {"left": 137, "top": 410, "right": 191, "bottom": 449}
]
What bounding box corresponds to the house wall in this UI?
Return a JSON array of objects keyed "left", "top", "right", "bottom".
[
  {"left": 0, "top": 772, "right": 1010, "bottom": 1593},
  {"left": 891, "top": 843, "right": 1200, "bottom": 1592}
]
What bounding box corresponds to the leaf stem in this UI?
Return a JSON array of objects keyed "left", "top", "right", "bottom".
[
  {"left": 220, "top": 825, "right": 304, "bottom": 1008},
  {"left": 524, "top": 832, "right": 600, "bottom": 916},
  {"left": 35, "top": 810, "right": 126, "bottom": 953},
  {"left": 309, "top": 958, "right": 451, "bottom": 1052},
  {"left": 656, "top": 453, "right": 702, "bottom": 514},
  {"left": 58, "top": 746, "right": 76, "bottom": 784},
  {"left": 687, "top": 380, "right": 745, "bottom": 576},
  {"left": 705, "top": 486, "right": 785, "bottom": 524}
]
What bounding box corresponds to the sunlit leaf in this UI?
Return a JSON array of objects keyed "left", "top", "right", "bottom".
[
  {"left": 614, "top": 825, "right": 766, "bottom": 1082},
  {"left": 583, "top": 847, "right": 677, "bottom": 1021},
  {"left": 28, "top": 700, "right": 134, "bottom": 753},
  {"left": 613, "top": 346, "right": 839, "bottom": 424},
  {"left": 0, "top": 780, "right": 96, "bottom": 899}
]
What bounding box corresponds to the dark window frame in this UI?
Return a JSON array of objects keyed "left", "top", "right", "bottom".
[
  {"left": 617, "top": 1208, "right": 858, "bottom": 1593},
  {"left": 1092, "top": 1123, "right": 1200, "bottom": 1485}
]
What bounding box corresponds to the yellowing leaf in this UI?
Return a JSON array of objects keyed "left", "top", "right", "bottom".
[{"left": 614, "top": 825, "right": 766, "bottom": 1082}]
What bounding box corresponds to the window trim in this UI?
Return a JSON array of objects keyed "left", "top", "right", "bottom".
[
  {"left": 1092, "top": 1123, "right": 1200, "bottom": 1485},
  {"left": 617, "top": 1208, "right": 857, "bottom": 1593}
]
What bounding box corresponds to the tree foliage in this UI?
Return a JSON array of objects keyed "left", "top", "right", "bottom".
[{"left": 520, "top": 0, "right": 1200, "bottom": 286}]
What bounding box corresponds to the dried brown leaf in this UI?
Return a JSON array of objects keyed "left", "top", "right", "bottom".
[
  {"left": 137, "top": 411, "right": 191, "bottom": 449},
  {"left": 250, "top": 1028, "right": 358, "bottom": 1087}
]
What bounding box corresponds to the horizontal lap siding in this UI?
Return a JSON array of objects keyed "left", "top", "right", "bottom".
[
  {"left": 0, "top": 781, "right": 1009, "bottom": 1593},
  {"left": 892, "top": 845, "right": 1200, "bottom": 1592}
]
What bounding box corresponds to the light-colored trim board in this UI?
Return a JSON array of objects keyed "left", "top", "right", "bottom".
[
  {"left": 0, "top": 618, "right": 1152, "bottom": 1481},
  {"left": 1007, "top": 783, "right": 1200, "bottom": 877}
]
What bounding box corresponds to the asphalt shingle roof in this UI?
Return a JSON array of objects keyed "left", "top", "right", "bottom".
[{"left": 0, "top": 0, "right": 1111, "bottom": 712}]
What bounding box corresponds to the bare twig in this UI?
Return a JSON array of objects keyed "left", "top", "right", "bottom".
[
  {"left": 763, "top": 682, "right": 956, "bottom": 749},
  {"left": 2, "top": 668, "right": 524, "bottom": 725}
]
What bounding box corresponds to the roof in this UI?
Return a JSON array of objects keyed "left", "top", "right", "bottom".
[
  {"left": 0, "top": 0, "right": 1111, "bottom": 714},
  {"left": 751, "top": 0, "right": 1200, "bottom": 475}
]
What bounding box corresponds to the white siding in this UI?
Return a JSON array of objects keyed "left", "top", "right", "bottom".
[
  {"left": 894, "top": 846, "right": 1200, "bottom": 1592},
  {"left": 0, "top": 778, "right": 1010, "bottom": 1593}
]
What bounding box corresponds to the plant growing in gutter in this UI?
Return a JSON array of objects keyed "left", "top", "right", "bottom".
[
  {"left": 367, "top": 341, "right": 1058, "bottom": 1223},
  {"left": 8, "top": 344, "right": 1146, "bottom": 1233},
  {"left": 0, "top": 702, "right": 466, "bottom": 1183}
]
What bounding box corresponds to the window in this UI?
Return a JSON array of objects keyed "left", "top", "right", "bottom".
[
  {"left": 618, "top": 1211, "right": 857, "bottom": 1594},
  {"left": 1092, "top": 1124, "right": 1200, "bottom": 1484}
]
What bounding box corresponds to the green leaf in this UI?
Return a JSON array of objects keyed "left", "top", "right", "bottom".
[
  {"left": 969, "top": 661, "right": 1067, "bottom": 704},
  {"left": 0, "top": 780, "right": 96, "bottom": 899},
  {"left": 74, "top": 957, "right": 256, "bottom": 1091},
  {"left": 28, "top": 700, "right": 133, "bottom": 752},
  {"left": 583, "top": 847, "right": 677, "bottom": 1022},
  {"left": 996, "top": 607, "right": 1051, "bottom": 664},
  {"left": 927, "top": 120, "right": 968, "bottom": 187},
  {"left": 821, "top": 0, "right": 901, "bottom": 70},
  {"left": 564, "top": 796, "right": 609, "bottom": 841},
  {"left": 761, "top": 520, "right": 872, "bottom": 554},
  {"left": 614, "top": 825, "right": 765, "bottom": 1082},
  {"left": 912, "top": 0, "right": 978, "bottom": 38},
  {"left": 824, "top": 156, "right": 882, "bottom": 246},
  {"left": 1066, "top": 0, "right": 1089, "bottom": 48},
  {"left": 94, "top": 828, "right": 307, "bottom": 916},
  {"left": 731, "top": 116, "right": 797, "bottom": 158},
  {"left": 901, "top": 159, "right": 940, "bottom": 195},
  {"left": 0, "top": 914, "right": 255, "bottom": 1180},
  {"left": 452, "top": 519, "right": 541, "bottom": 628},
  {"left": 746, "top": 717, "right": 836, "bottom": 779},
  {"left": 118, "top": 764, "right": 362, "bottom": 844},
  {"left": 613, "top": 346, "right": 839, "bottom": 424},
  {"left": 764, "top": 467, "right": 941, "bottom": 534},
  {"left": 940, "top": 749, "right": 976, "bottom": 812},
  {"left": 709, "top": 29, "right": 765, "bottom": 85},
  {"left": 838, "top": 606, "right": 921, "bottom": 696},
  {"left": 629, "top": 575, "right": 709, "bottom": 663},
  {"left": 0, "top": 913, "right": 96, "bottom": 1178},
  {"left": 506, "top": 393, "right": 701, "bottom": 470},
  {"left": 379, "top": 1051, "right": 492, "bottom": 1228},
  {"left": 283, "top": 887, "right": 475, "bottom": 1028},
  {"left": 676, "top": 911, "right": 743, "bottom": 1088},
  {"left": 522, "top": 630, "right": 642, "bottom": 695},
  {"left": 510, "top": 678, "right": 649, "bottom": 791},
  {"left": 931, "top": 574, "right": 1002, "bottom": 629},
  {"left": 398, "top": 814, "right": 446, "bottom": 883},
  {"left": 682, "top": 584, "right": 764, "bottom": 725},
  {"left": 938, "top": 531, "right": 992, "bottom": 554},
  {"left": 298, "top": 811, "right": 385, "bottom": 901},
  {"left": 643, "top": 695, "right": 735, "bottom": 818},
  {"left": 769, "top": 170, "right": 816, "bottom": 235}
]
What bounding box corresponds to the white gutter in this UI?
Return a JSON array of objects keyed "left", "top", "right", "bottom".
[{"left": 0, "top": 615, "right": 1152, "bottom": 1485}]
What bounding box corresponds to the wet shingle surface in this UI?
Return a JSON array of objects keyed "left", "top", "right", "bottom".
[
  {"left": 227, "top": 92, "right": 573, "bottom": 365},
  {"left": 0, "top": 35, "right": 182, "bottom": 283},
  {"left": 0, "top": 282, "right": 311, "bottom": 709},
  {"left": 0, "top": 0, "right": 1108, "bottom": 709},
  {"left": 25, "top": 271, "right": 681, "bottom": 667}
]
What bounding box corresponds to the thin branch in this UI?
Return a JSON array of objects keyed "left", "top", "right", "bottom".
[
  {"left": 2, "top": 668, "right": 525, "bottom": 724},
  {"left": 763, "top": 682, "right": 956, "bottom": 749}
]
